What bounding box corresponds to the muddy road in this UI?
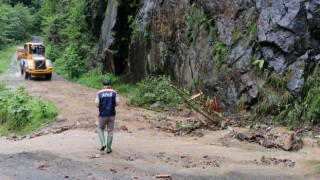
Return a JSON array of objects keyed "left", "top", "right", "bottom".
[{"left": 0, "top": 52, "right": 320, "bottom": 180}]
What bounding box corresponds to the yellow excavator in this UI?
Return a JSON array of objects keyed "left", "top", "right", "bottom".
[{"left": 19, "top": 42, "right": 53, "bottom": 80}]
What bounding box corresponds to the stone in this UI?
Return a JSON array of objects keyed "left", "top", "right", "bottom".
[{"left": 277, "top": 133, "right": 294, "bottom": 151}]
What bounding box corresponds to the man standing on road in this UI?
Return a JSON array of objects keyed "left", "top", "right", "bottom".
[{"left": 95, "top": 80, "right": 120, "bottom": 154}]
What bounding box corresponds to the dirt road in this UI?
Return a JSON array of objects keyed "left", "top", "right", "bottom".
[{"left": 0, "top": 52, "right": 319, "bottom": 179}]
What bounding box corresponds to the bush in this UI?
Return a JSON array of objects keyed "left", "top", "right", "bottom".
[
  {"left": 272, "top": 64, "right": 320, "bottom": 129},
  {"left": 129, "top": 76, "right": 182, "bottom": 111},
  {"left": 0, "top": 84, "right": 58, "bottom": 135}
]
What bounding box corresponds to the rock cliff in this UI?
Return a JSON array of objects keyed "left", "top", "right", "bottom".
[{"left": 92, "top": 0, "right": 320, "bottom": 116}]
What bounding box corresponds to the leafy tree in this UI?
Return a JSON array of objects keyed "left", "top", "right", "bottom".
[
  {"left": 40, "top": 0, "right": 94, "bottom": 78},
  {"left": 0, "top": 1, "right": 34, "bottom": 49},
  {"left": 8, "top": 3, "right": 34, "bottom": 39}
]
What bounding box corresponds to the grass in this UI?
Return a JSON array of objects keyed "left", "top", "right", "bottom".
[
  {"left": 73, "top": 67, "right": 139, "bottom": 97},
  {"left": 213, "top": 41, "right": 228, "bottom": 64},
  {"left": 0, "top": 45, "right": 19, "bottom": 73},
  {"left": 0, "top": 85, "right": 59, "bottom": 136},
  {"left": 310, "top": 161, "right": 320, "bottom": 174},
  {"left": 184, "top": 3, "right": 210, "bottom": 43},
  {"left": 268, "top": 71, "right": 288, "bottom": 89},
  {"left": 236, "top": 94, "right": 246, "bottom": 111},
  {"left": 17, "top": 98, "right": 58, "bottom": 135},
  {"left": 0, "top": 87, "right": 59, "bottom": 135}
]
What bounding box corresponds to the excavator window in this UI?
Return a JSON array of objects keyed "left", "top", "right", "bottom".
[{"left": 31, "top": 46, "right": 37, "bottom": 54}]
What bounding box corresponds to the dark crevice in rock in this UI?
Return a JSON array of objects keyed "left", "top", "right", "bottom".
[
  {"left": 111, "top": 1, "right": 139, "bottom": 75},
  {"left": 86, "top": 0, "right": 108, "bottom": 39}
]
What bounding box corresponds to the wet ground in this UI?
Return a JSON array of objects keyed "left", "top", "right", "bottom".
[{"left": 0, "top": 52, "right": 320, "bottom": 179}]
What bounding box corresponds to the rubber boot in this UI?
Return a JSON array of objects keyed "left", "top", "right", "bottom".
[
  {"left": 107, "top": 136, "right": 113, "bottom": 154},
  {"left": 98, "top": 129, "right": 106, "bottom": 152}
]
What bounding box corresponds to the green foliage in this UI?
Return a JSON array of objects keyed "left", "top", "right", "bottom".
[
  {"left": 256, "top": 91, "right": 277, "bottom": 115},
  {"left": 246, "top": 20, "right": 256, "bottom": 43},
  {"left": 0, "top": 2, "right": 34, "bottom": 49},
  {"left": 6, "top": 86, "right": 31, "bottom": 129},
  {"left": 53, "top": 45, "right": 85, "bottom": 78},
  {"left": 311, "top": 161, "right": 320, "bottom": 174},
  {"left": 303, "top": 71, "right": 320, "bottom": 123},
  {"left": 246, "top": 7, "right": 258, "bottom": 43},
  {"left": 278, "top": 90, "right": 294, "bottom": 106},
  {"left": 232, "top": 26, "right": 244, "bottom": 45},
  {"left": 75, "top": 67, "right": 138, "bottom": 96},
  {"left": 44, "top": 44, "right": 62, "bottom": 62},
  {"left": 253, "top": 59, "right": 265, "bottom": 72},
  {"left": 176, "top": 121, "right": 195, "bottom": 131},
  {"left": 236, "top": 94, "right": 247, "bottom": 111},
  {"left": 129, "top": 76, "right": 183, "bottom": 111},
  {"left": 231, "top": 7, "right": 257, "bottom": 45},
  {"left": 128, "top": 17, "right": 140, "bottom": 38},
  {"left": 0, "top": 44, "right": 19, "bottom": 73},
  {"left": 185, "top": 3, "right": 210, "bottom": 43},
  {"left": 258, "top": 82, "right": 265, "bottom": 98},
  {"left": 270, "top": 64, "right": 320, "bottom": 129},
  {"left": 267, "top": 71, "right": 289, "bottom": 90},
  {"left": 0, "top": 84, "right": 58, "bottom": 135},
  {"left": 254, "top": 81, "right": 294, "bottom": 124},
  {"left": 254, "top": 69, "right": 293, "bottom": 120},
  {"left": 41, "top": 0, "right": 94, "bottom": 78},
  {"left": 213, "top": 41, "right": 228, "bottom": 64},
  {"left": 126, "top": 0, "right": 145, "bottom": 39}
]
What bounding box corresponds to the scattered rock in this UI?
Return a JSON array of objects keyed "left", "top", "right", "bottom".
[
  {"left": 230, "top": 129, "right": 303, "bottom": 151},
  {"left": 123, "top": 156, "right": 135, "bottom": 161},
  {"left": 192, "top": 131, "right": 204, "bottom": 137},
  {"left": 32, "top": 161, "right": 50, "bottom": 170},
  {"left": 155, "top": 174, "right": 172, "bottom": 179},
  {"left": 119, "top": 125, "right": 131, "bottom": 133},
  {"left": 260, "top": 139, "right": 276, "bottom": 148},
  {"left": 110, "top": 168, "right": 117, "bottom": 174},
  {"left": 6, "top": 134, "right": 19, "bottom": 141},
  {"left": 52, "top": 126, "right": 69, "bottom": 134},
  {"left": 89, "top": 154, "right": 100, "bottom": 159},
  {"left": 203, "top": 155, "right": 221, "bottom": 167},
  {"left": 260, "top": 156, "right": 295, "bottom": 167},
  {"left": 37, "top": 164, "right": 46, "bottom": 170},
  {"left": 284, "top": 159, "right": 296, "bottom": 167}
]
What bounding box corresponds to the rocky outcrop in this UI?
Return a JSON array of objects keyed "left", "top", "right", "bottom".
[{"left": 94, "top": 0, "right": 320, "bottom": 115}]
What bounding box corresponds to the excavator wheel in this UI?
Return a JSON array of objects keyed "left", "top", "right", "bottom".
[
  {"left": 45, "top": 73, "right": 52, "bottom": 80},
  {"left": 20, "top": 60, "right": 24, "bottom": 75},
  {"left": 24, "top": 69, "right": 30, "bottom": 79}
]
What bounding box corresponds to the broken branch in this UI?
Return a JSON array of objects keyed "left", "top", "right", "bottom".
[{"left": 170, "top": 85, "right": 230, "bottom": 124}]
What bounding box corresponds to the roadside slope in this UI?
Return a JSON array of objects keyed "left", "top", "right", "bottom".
[{"left": 0, "top": 52, "right": 319, "bottom": 179}]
